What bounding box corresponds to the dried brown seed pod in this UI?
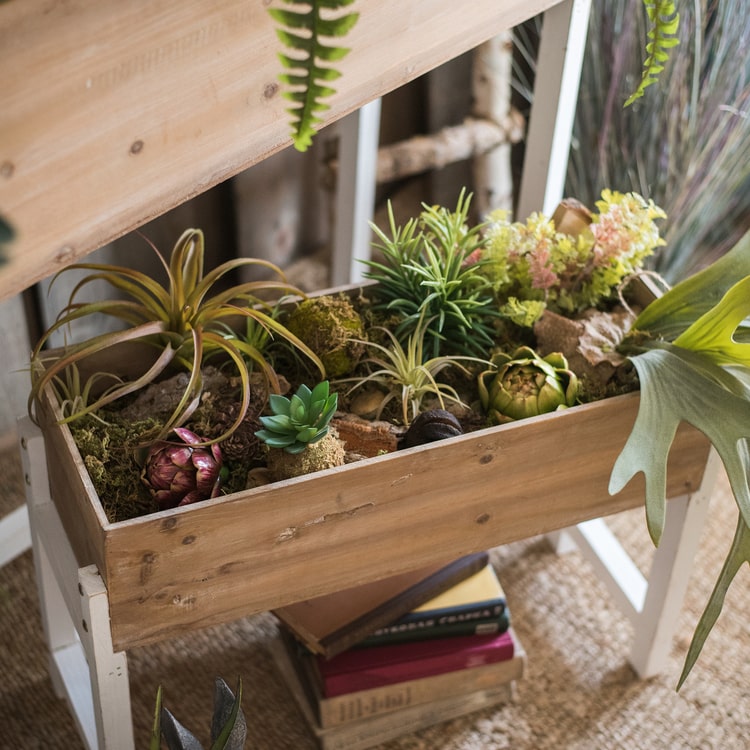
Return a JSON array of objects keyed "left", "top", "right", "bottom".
[{"left": 400, "top": 409, "right": 463, "bottom": 449}]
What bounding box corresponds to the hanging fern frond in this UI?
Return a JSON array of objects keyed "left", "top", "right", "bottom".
[
  {"left": 269, "top": 0, "right": 359, "bottom": 152},
  {"left": 624, "top": 0, "right": 680, "bottom": 107}
]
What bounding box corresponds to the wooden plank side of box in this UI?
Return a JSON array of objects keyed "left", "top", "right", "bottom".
[
  {"left": 86, "top": 393, "right": 710, "bottom": 650},
  {"left": 38, "top": 389, "right": 110, "bottom": 571},
  {"left": 0, "top": 0, "right": 556, "bottom": 301}
]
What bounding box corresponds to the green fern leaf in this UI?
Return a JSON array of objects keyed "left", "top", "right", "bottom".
[
  {"left": 624, "top": 0, "right": 680, "bottom": 107},
  {"left": 269, "top": 0, "right": 359, "bottom": 152}
]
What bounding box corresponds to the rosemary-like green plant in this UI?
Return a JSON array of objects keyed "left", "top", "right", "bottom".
[
  {"left": 269, "top": 0, "right": 359, "bottom": 152},
  {"left": 338, "top": 315, "right": 488, "bottom": 426},
  {"left": 625, "top": 0, "right": 681, "bottom": 106},
  {"left": 362, "top": 190, "right": 499, "bottom": 359},
  {"left": 29, "top": 228, "right": 324, "bottom": 442},
  {"left": 611, "top": 228, "right": 750, "bottom": 687}
]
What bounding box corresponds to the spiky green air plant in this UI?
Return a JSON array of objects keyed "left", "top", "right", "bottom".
[
  {"left": 269, "top": 0, "right": 359, "bottom": 152},
  {"left": 610, "top": 229, "right": 750, "bottom": 687},
  {"left": 256, "top": 380, "right": 338, "bottom": 454},
  {"left": 28, "top": 228, "right": 324, "bottom": 443},
  {"left": 477, "top": 346, "right": 579, "bottom": 424},
  {"left": 362, "top": 189, "right": 499, "bottom": 359},
  {"left": 150, "top": 677, "right": 245, "bottom": 750},
  {"left": 625, "top": 0, "right": 681, "bottom": 106},
  {"left": 337, "top": 314, "right": 489, "bottom": 426},
  {"left": 141, "top": 427, "right": 225, "bottom": 510}
]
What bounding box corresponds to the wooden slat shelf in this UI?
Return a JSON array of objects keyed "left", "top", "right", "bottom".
[{"left": 0, "top": 0, "right": 557, "bottom": 302}]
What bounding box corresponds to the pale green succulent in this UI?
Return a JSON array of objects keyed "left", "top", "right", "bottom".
[
  {"left": 255, "top": 381, "right": 338, "bottom": 454},
  {"left": 610, "top": 229, "right": 750, "bottom": 687}
]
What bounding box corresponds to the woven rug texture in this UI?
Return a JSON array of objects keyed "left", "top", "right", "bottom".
[{"left": 1, "top": 439, "right": 748, "bottom": 749}]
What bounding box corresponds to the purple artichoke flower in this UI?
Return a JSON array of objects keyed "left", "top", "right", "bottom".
[{"left": 141, "top": 427, "right": 223, "bottom": 510}]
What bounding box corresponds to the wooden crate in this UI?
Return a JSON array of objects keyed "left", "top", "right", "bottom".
[
  {"left": 0, "top": 0, "right": 557, "bottom": 302},
  {"left": 37, "top": 345, "right": 711, "bottom": 652}
]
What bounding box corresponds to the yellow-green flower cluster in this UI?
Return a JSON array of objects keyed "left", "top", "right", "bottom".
[{"left": 480, "top": 190, "right": 666, "bottom": 326}]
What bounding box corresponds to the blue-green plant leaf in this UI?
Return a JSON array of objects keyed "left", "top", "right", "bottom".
[
  {"left": 269, "top": 0, "right": 359, "bottom": 151},
  {"left": 609, "top": 344, "right": 750, "bottom": 543},
  {"left": 678, "top": 511, "right": 750, "bottom": 689},
  {"left": 634, "top": 230, "right": 750, "bottom": 339},
  {"left": 611, "top": 231, "right": 750, "bottom": 686}
]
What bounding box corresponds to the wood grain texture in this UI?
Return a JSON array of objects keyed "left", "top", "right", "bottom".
[
  {"left": 39, "top": 385, "right": 710, "bottom": 651},
  {"left": 0, "top": 0, "right": 557, "bottom": 301}
]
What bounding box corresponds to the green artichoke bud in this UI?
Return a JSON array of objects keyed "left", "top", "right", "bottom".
[
  {"left": 255, "top": 381, "right": 338, "bottom": 455},
  {"left": 478, "top": 346, "right": 578, "bottom": 424},
  {"left": 141, "top": 427, "right": 224, "bottom": 510}
]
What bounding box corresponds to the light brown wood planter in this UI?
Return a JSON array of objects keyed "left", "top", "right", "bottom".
[{"left": 36, "top": 339, "right": 712, "bottom": 653}]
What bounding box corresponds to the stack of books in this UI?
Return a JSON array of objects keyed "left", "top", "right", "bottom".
[{"left": 270, "top": 552, "right": 524, "bottom": 750}]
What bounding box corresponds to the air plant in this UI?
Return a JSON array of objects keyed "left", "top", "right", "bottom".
[
  {"left": 338, "top": 315, "right": 489, "bottom": 426},
  {"left": 46, "top": 361, "right": 122, "bottom": 424},
  {"left": 28, "top": 228, "right": 324, "bottom": 443},
  {"left": 362, "top": 189, "right": 499, "bottom": 359}
]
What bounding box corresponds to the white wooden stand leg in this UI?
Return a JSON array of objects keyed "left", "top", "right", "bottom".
[
  {"left": 551, "top": 449, "right": 721, "bottom": 678},
  {"left": 0, "top": 503, "right": 31, "bottom": 567},
  {"left": 516, "top": 0, "right": 592, "bottom": 217},
  {"left": 19, "top": 417, "right": 134, "bottom": 750},
  {"left": 330, "top": 97, "right": 382, "bottom": 286}
]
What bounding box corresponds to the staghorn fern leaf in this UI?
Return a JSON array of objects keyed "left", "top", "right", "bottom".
[
  {"left": 269, "top": 0, "right": 359, "bottom": 152},
  {"left": 610, "top": 231, "right": 750, "bottom": 686},
  {"left": 624, "top": 0, "right": 680, "bottom": 106}
]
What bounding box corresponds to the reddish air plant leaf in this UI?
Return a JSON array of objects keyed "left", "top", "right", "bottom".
[{"left": 141, "top": 428, "right": 224, "bottom": 510}]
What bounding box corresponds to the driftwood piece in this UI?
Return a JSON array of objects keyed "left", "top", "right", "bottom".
[{"left": 376, "top": 114, "right": 525, "bottom": 184}]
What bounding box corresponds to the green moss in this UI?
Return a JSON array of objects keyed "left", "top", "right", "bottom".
[
  {"left": 71, "top": 416, "right": 159, "bottom": 522},
  {"left": 286, "top": 295, "right": 366, "bottom": 377}
]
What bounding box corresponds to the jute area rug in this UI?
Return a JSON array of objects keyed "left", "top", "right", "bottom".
[{"left": 1, "top": 437, "right": 748, "bottom": 750}]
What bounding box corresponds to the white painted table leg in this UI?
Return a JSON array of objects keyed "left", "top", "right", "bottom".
[
  {"left": 628, "top": 449, "right": 721, "bottom": 677},
  {"left": 0, "top": 503, "right": 31, "bottom": 567},
  {"left": 330, "top": 97, "right": 382, "bottom": 286},
  {"left": 19, "top": 417, "right": 134, "bottom": 749},
  {"left": 78, "top": 564, "right": 134, "bottom": 749},
  {"left": 550, "top": 448, "right": 721, "bottom": 678},
  {"left": 516, "top": 0, "right": 592, "bottom": 218}
]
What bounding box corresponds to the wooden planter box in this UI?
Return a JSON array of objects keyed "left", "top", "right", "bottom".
[{"left": 36, "top": 286, "right": 712, "bottom": 652}]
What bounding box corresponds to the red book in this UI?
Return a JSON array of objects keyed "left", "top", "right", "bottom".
[{"left": 315, "top": 630, "right": 515, "bottom": 697}]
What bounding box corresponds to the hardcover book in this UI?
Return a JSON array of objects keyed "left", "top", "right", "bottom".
[
  {"left": 359, "top": 609, "right": 510, "bottom": 648},
  {"left": 277, "top": 627, "right": 525, "bottom": 730},
  {"left": 272, "top": 552, "right": 489, "bottom": 658},
  {"left": 315, "top": 629, "right": 516, "bottom": 697},
  {"left": 271, "top": 633, "right": 522, "bottom": 748},
  {"left": 359, "top": 562, "right": 508, "bottom": 648}
]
